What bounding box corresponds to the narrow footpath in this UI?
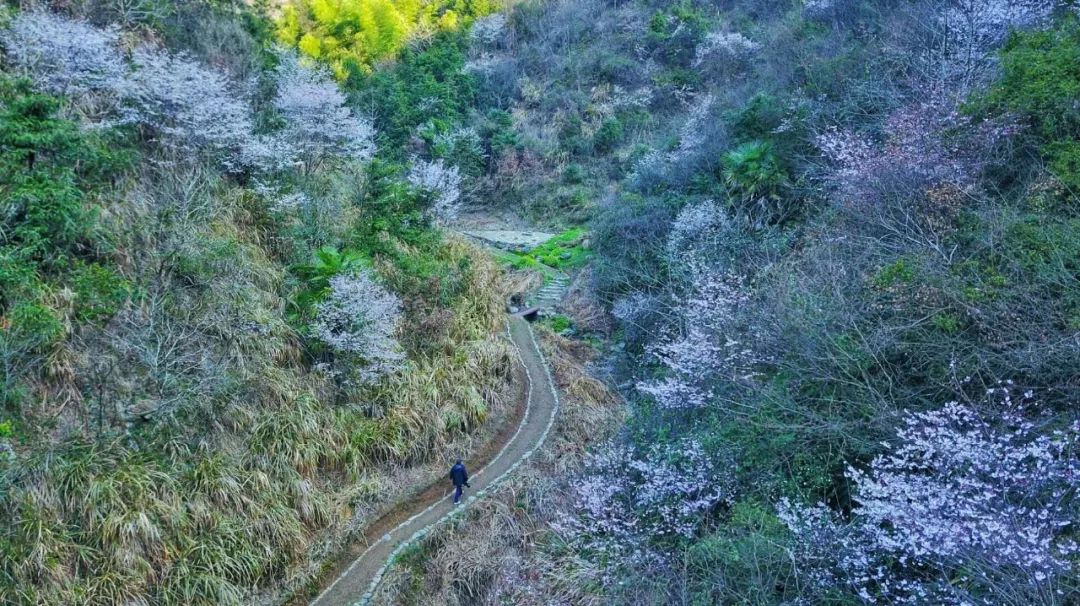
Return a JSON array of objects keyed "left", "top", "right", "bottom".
[{"left": 309, "top": 315, "right": 561, "bottom": 606}]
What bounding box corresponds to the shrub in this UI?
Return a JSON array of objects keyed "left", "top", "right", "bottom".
[
  {"left": 69, "top": 261, "right": 132, "bottom": 324},
  {"left": 547, "top": 314, "right": 572, "bottom": 333},
  {"left": 980, "top": 16, "right": 1080, "bottom": 191},
  {"left": 313, "top": 271, "right": 404, "bottom": 384},
  {"left": 592, "top": 117, "right": 625, "bottom": 153},
  {"left": 721, "top": 141, "right": 792, "bottom": 225},
  {"left": 591, "top": 193, "right": 675, "bottom": 301},
  {"left": 646, "top": 4, "right": 711, "bottom": 68},
  {"left": 292, "top": 246, "right": 370, "bottom": 314}
]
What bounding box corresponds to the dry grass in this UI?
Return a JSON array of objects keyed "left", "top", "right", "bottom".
[
  {"left": 0, "top": 172, "right": 519, "bottom": 605},
  {"left": 559, "top": 269, "right": 614, "bottom": 336}
]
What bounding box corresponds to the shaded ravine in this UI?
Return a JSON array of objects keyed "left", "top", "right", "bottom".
[{"left": 308, "top": 315, "right": 561, "bottom": 606}]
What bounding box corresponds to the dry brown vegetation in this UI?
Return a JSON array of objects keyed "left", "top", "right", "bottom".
[{"left": 370, "top": 328, "right": 622, "bottom": 606}]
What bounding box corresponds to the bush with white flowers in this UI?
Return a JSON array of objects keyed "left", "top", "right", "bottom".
[
  {"left": 779, "top": 395, "right": 1080, "bottom": 604},
  {"left": 313, "top": 272, "right": 404, "bottom": 384},
  {"left": 558, "top": 439, "right": 734, "bottom": 586},
  {"left": 407, "top": 157, "right": 463, "bottom": 221}
]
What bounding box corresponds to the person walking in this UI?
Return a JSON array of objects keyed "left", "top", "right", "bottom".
[{"left": 449, "top": 459, "right": 470, "bottom": 504}]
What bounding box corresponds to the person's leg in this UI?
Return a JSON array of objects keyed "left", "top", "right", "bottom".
[{"left": 453, "top": 484, "right": 462, "bottom": 504}]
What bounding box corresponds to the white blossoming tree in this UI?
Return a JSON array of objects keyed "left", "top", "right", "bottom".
[
  {"left": 251, "top": 50, "right": 375, "bottom": 171},
  {"left": 558, "top": 439, "right": 734, "bottom": 586},
  {"left": 1, "top": 11, "right": 126, "bottom": 98},
  {"left": 779, "top": 396, "right": 1080, "bottom": 604},
  {"left": 2, "top": 14, "right": 378, "bottom": 170},
  {"left": 2, "top": 10, "right": 253, "bottom": 154},
  {"left": 636, "top": 200, "right": 766, "bottom": 410},
  {"left": 470, "top": 13, "right": 507, "bottom": 46},
  {"left": 124, "top": 47, "right": 254, "bottom": 152},
  {"left": 903, "top": 0, "right": 1062, "bottom": 91},
  {"left": 313, "top": 272, "right": 404, "bottom": 384},
  {"left": 693, "top": 30, "right": 759, "bottom": 67},
  {"left": 407, "top": 157, "right": 463, "bottom": 221}
]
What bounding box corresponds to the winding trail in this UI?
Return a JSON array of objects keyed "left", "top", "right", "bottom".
[{"left": 309, "top": 315, "right": 561, "bottom": 606}]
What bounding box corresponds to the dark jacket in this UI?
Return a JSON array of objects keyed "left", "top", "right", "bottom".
[{"left": 450, "top": 462, "right": 468, "bottom": 487}]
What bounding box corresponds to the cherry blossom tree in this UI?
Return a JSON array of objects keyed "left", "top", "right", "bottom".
[
  {"left": 470, "top": 13, "right": 507, "bottom": 46},
  {"left": 885, "top": 0, "right": 1064, "bottom": 93},
  {"left": 3, "top": 10, "right": 253, "bottom": 154},
  {"left": 557, "top": 439, "right": 734, "bottom": 586},
  {"left": 814, "top": 96, "right": 980, "bottom": 204},
  {"left": 779, "top": 395, "right": 1080, "bottom": 604},
  {"left": 1, "top": 11, "right": 126, "bottom": 98},
  {"left": 635, "top": 200, "right": 767, "bottom": 410},
  {"left": 693, "top": 30, "right": 759, "bottom": 67},
  {"left": 636, "top": 266, "right": 759, "bottom": 409},
  {"left": 313, "top": 272, "right": 404, "bottom": 384},
  {"left": 407, "top": 157, "right": 463, "bottom": 221},
  {"left": 271, "top": 51, "right": 374, "bottom": 167},
  {"left": 3, "top": 14, "right": 376, "bottom": 174},
  {"left": 124, "top": 47, "right": 254, "bottom": 152}
]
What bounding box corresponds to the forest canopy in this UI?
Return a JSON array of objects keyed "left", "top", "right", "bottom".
[{"left": 274, "top": 0, "right": 498, "bottom": 78}]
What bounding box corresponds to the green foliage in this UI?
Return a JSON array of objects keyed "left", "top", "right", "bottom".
[
  {"left": 292, "top": 245, "right": 370, "bottom": 315},
  {"left": 477, "top": 109, "right": 517, "bottom": 159},
  {"left": 276, "top": 0, "right": 496, "bottom": 79},
  {"left": 558, "top": 115, "right": 589, "bottom": 156},
  {"left": 872, "top": 258, "right": 917, "bottom": 289},
  {"left": 526, "top": 228, "right": 591, "bottom": 270},
  {"left": 980, "top": 16, "right": 1080, "bottom": 191},
  {"left": 592, "top": 117, "right": 625, "bottom": 153},
  {"left": 991, "top": 214, "right": 1080, "bottom": 328},
  {"left": 69, "top": 261, "right": 132, "bottom": 324},
  {"left": 562, "top": 163, "right": 586, "bottom": 184},
  {"left": 932, "top": 312, "right": 962, "bottom": 334},
  {"left": 721, "top": 141, "right": 789, "bottom": 209},
  {"left": 729, "top": 93, "right": 786, "bottom": 143},
  {"left": 685, "top": 501, "right": 797, "bottom": 604},
  {"left": 646, "top": 3, "right": 711, "bottom": 67},
  {"left": 0, "top": 79, "right": 131, "bottom": 409},
  {"left": 348, "top": 160, "right": 438, "bottom": 251},
  {"left": 5, "top": 302, "right": 63, "bottom": 351},
  {"left": 546, "top": 314, "right": 571, "bottom": 333},
  {"left": 1, "top": 89, "right": 95, "bottom": 272},
  {"left": 349, "top": 31, "right": 477, "bottom": 154},
  {"left": 0, "top": 80, "right": 130, "bottom": 284}
]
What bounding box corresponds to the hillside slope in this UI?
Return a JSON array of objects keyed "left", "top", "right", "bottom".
[{"left": 0, "top": 2, "right": 522, "bottom": 604}]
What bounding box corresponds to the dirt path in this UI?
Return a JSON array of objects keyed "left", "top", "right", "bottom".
[{"left": 308, "top": 316, "right": 560, "bottom": 606}]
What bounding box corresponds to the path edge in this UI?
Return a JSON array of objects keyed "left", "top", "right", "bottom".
[{"left": 310, "top": 317, "right": 561, "bottom": 606}]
